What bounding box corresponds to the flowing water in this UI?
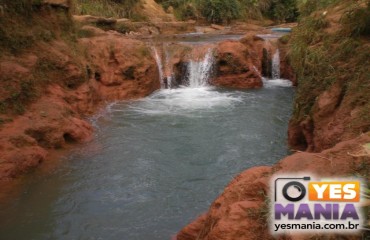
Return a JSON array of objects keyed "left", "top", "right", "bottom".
[
  {"left": 0, "top": 38, "right": 294, "bottom": 240},
  {"left": 272, "top": 49, "right": 281, "bottom": 80}
]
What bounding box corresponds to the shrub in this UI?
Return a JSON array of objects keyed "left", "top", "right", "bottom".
[
  {"left": 199, "top": 0, "right": 241, "bottom": 24},
  {"left": 267, "top": 0, "right": 298, "bottom": 22},
  {"left": 73, "top": 0, "right": 140, "bottom": 19},
  {"left": 340, "top": 1, "right": 370, "bottom": 37},
  {"left": 297, "top": 0, "right": 340, "bottom": 17}
]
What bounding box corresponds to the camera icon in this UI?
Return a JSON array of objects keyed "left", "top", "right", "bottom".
[{"left": 274, "top": 176, "right": 311, "bottom": 202}]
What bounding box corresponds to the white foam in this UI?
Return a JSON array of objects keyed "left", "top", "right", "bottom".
[
  {"left": 272, "top": 49, "right": 280, "bottom": 79},
  {"left": 126, "top": 87, "right": 242, "bottom": 116},
  {"left": 263, "top": 78, "right": 293, "bottom": 88},
  {"left": 186, "top": 49, "right": 215, "bottom": 88}
]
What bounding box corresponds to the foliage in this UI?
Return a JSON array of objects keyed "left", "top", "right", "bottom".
[
  {"left": 0, "top": 0, "right": 74, "bottom": 53},
  {"left": 297, "top": 0, "right": 340, "bottom": 17},
  {"left": 288, "top": 0, "right": 370, "bottom": 134},
  {"left": 73, "top": 0, "right": 140, "bottom": 19},
  {"left": 340, "top": 0, "right": 370, "bottom": 37},
  {"left": 155, "top": 0, "right": 189, "bottom": 10},
  {"left": 267, "top": 0, "right": 298, "bottom": 22},
  {"left": 156, "top": 0, "right": 300, "bottom": 23},
  {"left": 0, "top": 0, "right": 86, "bottom": 114},
  {"left": 199, "top": 0, "right": 241, "bottom": 23}
]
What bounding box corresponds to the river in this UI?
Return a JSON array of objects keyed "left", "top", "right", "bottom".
[{"left": 0, "top": 35, "right": 294, "bottom": 240}]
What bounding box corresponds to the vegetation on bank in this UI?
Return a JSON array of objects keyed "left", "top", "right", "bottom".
[
  {"left": 155, "top": 0, "right": 299, "bottom": 23},
  {"left": 288, "top": 0, "right": 370, "bottom": 133},
  {"left": 73, "top": 0, "right": 148, "bottom": 21},
  {"left": 0, "top": 0, "right": 87, "bottom": 115},
  {"left": 71, "top": 0, "right": 299, "bottom": 24}
]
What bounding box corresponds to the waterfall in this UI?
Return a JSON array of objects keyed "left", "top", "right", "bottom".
[
  {"left": 186, "top": 48, "right": 214, "bottom": 88},
  {"left": 153, "top": 44, "right": 215, "bottom": 89},
  {"left": 252, "top": 65, "right": 263, "bottom": 79},
  {"left": 152, "top": 47, "right": 165, "bottom": 88},
  {"left": 164, "top": 45, "right": 174, "bottom": 89},
  {"left": 152, "top": 44, "right": 176, "bottom": 89},
  {"left": 272, "top": 49, "right": 280, "bottom": 79}
]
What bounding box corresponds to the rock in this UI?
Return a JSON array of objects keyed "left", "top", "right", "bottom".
[
  {"left": 203, "top": 27, "right": 217, "bottom": 33},
  {"left": 230, "top": 23, "right": 268, "bottom": 34},
  {"left": 177, "top": 166, "right": 273, "bottom": 240},
  {"left": 80, "top": 25, "right": 107, "bottom": 37},
  {"left": 178, "top": 133, "right": 370, "bottom": 240},
  {"left": 0, "top": 5, "right": 4, "bottom": 17},
  {"left": 43, "top": 0, "right": 70, "bottom": 8},
  {"left": 153, "top": 22, "right": 196, "bottom": 34},
  {"left": 138, "top": 26, "right": 160, "bottom": 35},
  {"left": 167, "top": 6, "right": 174, "bottom": 14},
  {"left": 213, "top": 40, "right": 263, "bottom": 89},
  {"left": 213, "top": 74, "right": 262, "bottom": 89},
  {"left": 278, "top": 38, "right": 297, "bottom": 85},
  {"left": 141, "top": 0, "right": 175, "bottom": 22},
  {"left": 0, "top": 61, "right": 33, "bottom": 102},
  {"left": 211, "top": 24, "right": 225, "bottom": 31},
  {"left": 78, "top": 35, "right": 160, "bottom": 101},
  {"left": 176, "top": 214, "right": 207, "bottom": 240},
  {"left": 0, "top": 31, "right": 160, "bottom": 181},
  {"left": 73, "top": 15, "right": 117, "bottom": 26},
  {"left": 116, "top": 18, "right": 130, "bottom": 23}
]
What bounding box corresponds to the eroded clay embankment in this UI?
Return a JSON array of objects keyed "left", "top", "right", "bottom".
[
  {"left": 177, "top": 132, "right": 370, "bottom": 240},
  {"left": 0, "top": 32, "right": 160, "bottom": 180}
]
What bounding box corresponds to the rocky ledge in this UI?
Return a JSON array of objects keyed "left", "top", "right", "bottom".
[
  {"left": 177, "top": 132, "right": 370, "bottom": 240},
  {"left": 0, "top": 32, "right": 160, "bottom": 180}
]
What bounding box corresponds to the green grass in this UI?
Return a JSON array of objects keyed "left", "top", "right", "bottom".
[
  {"left": 297, "top": 0, "right": 341, "bottom": 17},
  {"left": 289, "top": 0, "right": 370, "bottom": 130},
  {"left": 72, "top": 0, "right": 147, "bottom": 21},
  {"left": 0, "top": 0, "right": 88, "bottom": 115},
  {"left": 0, "top": 80, "right": 38, "bottom": 115},
  {"left": 340, "top": 0, "right": 370, "bottom": 37},
  {"left": 73, "top": 0, "right": 127, "bottom": 18},
  {"left": 288, "top": 0, "right": 370, "bottom": 128},
  {"left": 0, "top": 1, "right": 74, "bottom": 54}
]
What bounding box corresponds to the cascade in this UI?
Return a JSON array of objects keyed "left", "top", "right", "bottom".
[
  {"left": 272, "top": 49, "right": 280, "bottom": 79},
  {"left": 152, "top": 44, "right": 215, "bottom": 89},
  {"left": 185, "top": 48, "right": 214, "bottom": 88},
  {"left": 152, "top": 47, "right": 165, "bottom": 88}
]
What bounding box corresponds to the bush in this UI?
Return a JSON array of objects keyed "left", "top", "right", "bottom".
[
  {"left": 156, "top": 0, "right": 300, "bottom": 23},
  {"left": 267, "top": 0, "right": 298, "bottom": 22},
  {"left": 297, "top": 0, "right": 340, "bottom": 17},
  {"left": 199, "top": 0, "right": 241, "bottom": 23},
  {"left": 340, "top": 1, "right": 370, "bottom": 37},
  {"left": 73, "top": 0, "right": 140, "bottom": 18}
]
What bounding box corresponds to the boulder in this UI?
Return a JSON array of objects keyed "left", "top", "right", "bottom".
[
  {"left": 73, "top": 15, "right": 117, "bottom": 26},
  {"left": 213, "top": 40, "right": 263, "bottom": 89},
  {"left": 211, "top": 24, "right": 225, "bottom": 31}
]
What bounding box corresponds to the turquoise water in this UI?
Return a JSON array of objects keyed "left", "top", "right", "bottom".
[{"left": 0, "top": 82, "right": 294, "bottom": 240}]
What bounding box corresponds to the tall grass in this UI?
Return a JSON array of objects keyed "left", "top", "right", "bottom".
[
  {"left": 288, "top": 0, "right": 370, "bottom": 134},
  {"left": 0, "top": 0, "right": 87, "bottom": 115},
  {"left": 72, "top": 0, "right": 140, "bottom": 19},
  {"left": 156, "top": 0, "right": 299, "bottom": 22}
]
